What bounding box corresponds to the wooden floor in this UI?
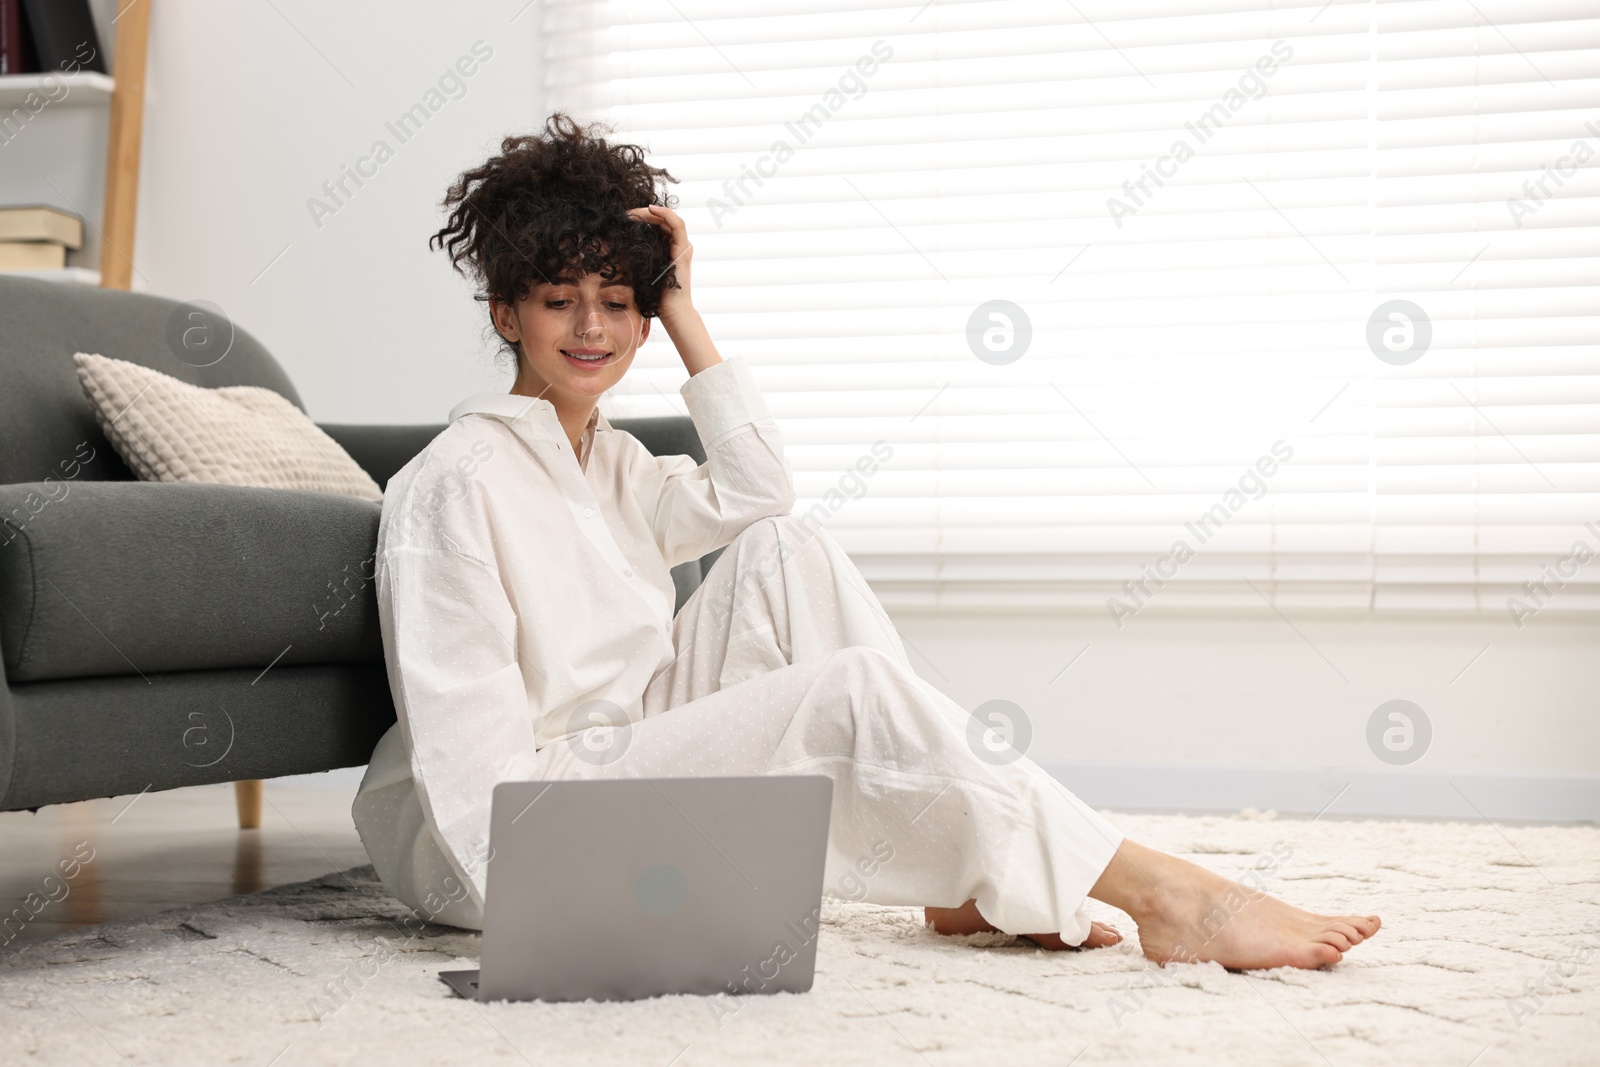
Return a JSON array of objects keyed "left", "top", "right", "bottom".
[{"left": 0, "top": 775, "right": 368, "bottom": 948}]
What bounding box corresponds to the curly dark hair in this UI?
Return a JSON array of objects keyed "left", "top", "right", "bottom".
[{"left": 429, "top": 113, "right": 680, "bottom": 359}]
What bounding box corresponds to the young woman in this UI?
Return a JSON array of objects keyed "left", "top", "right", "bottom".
[{"left": 352, "top": 114, "right": 1380, "bottom": 969}]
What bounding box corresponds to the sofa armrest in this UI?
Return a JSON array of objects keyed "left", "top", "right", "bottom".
[
  {"left": 0, "top": 481, "right": 382, "bottom": 683},
  {"left": 318, "top": 423, "right": 446, "bottom": 490}
]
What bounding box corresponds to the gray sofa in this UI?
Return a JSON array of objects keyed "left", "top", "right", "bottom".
[{"left": 0, "top": 274, "right": 712, "bottom": 813}]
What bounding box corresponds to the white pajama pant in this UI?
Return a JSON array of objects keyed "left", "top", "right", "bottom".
[{"left": 355, "top": 516, "right": 1124, "bottom": 943}]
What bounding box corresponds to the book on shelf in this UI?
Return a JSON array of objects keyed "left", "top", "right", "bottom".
[
  {"left": 0, "top": 204, "right": 84, "bottom": 247},
  {"left": 0, "top": 0, "right": 40, "bottom": 75},
  {"left": 0, "top": 241, "right": 68, "bottom": 271},
  {"left": 0, "top": 205, "right": 84, "bottom": 273},
  {"left": 17, "top": 0, "right": 104, "bottom": 75}
]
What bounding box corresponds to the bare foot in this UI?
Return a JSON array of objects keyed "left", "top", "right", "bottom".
[
  {"left": 924, "top": 898, "right": 1123, "bottom": 951},
  {"left": 1091, "top": 839, "right": 1381, "bottom": 970}
]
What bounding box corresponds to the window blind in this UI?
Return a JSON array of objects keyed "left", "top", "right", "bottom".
[{"left": 541, "top": 0, "right": 1600, "bottom": 615}]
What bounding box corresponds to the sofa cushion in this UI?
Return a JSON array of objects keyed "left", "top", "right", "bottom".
[
  {"left": 0, "top": 274, "right": 305, "bottom": 487},
  {"left": 0, "top": 482, "right": 382, "bottom": 683},
  {"left": 75, "top": 353, "right": 383, "bottom": 501}
]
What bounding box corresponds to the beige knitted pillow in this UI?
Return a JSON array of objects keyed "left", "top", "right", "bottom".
[{"left": 74, "top": 352, "right": 383, "bottom": 502}]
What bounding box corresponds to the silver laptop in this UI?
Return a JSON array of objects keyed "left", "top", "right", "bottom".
[{"left": 439, "top": 776, "right": 833, "bottom": 1003}]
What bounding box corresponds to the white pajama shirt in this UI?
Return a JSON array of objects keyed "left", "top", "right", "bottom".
[{"left": 351, "top": 357, "right": 1123, "bottom": 941}]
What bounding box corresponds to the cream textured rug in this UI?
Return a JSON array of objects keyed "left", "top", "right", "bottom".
[{"left": 3, "top": 811, "right": 1597, "bottom": 1066}]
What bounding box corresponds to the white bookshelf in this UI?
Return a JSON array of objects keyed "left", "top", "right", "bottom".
[
  {"left": 0, "top": 0, "right": 124, "bottom": 284},
  {"left": 6, "top": 266, "right": 102, "bottom": 285},
  {"left": 0, "top": 70, "right": 114, "bottom": 107}
]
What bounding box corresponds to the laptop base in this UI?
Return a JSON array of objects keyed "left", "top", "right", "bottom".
[{"left": 439, "top": 969, "right": 482, "bottom": 1001}]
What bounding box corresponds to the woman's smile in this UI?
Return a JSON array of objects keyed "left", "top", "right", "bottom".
[{"left": 561, "top": 346, "right": 614, "bottom": 367}]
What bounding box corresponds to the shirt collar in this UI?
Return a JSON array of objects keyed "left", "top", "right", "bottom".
[
  {"left": 447, "top": 393, "right": 611, "bottom": 465},
  {"left": 448, "top": 392, "right": 539, "bottom": 423}
]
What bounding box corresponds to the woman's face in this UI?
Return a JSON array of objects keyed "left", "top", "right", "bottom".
[{"left": 492, "top": 272, "right": 650, "bottom": 402}]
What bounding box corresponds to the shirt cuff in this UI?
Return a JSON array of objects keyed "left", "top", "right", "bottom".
[{"left": 679, "top": 357, "right": 773, "bottom": 449}]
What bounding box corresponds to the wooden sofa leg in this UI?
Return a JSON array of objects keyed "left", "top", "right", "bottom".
[{"left": 234, "top": 779, "right": 263, "bottom": 829}]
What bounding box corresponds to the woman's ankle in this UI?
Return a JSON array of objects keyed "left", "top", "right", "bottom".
[{"left": 1087, "top": 839, "right": 1171, "bottom": 921}]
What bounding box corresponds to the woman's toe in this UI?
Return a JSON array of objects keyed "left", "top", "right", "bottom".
[
  {"left": 1316, "top": 928, "right": 1354, "bottom": 952},
  {"left": 1082, "top": 920, "right": 1122, "bottom": 948},
  {"left": 1327, "top": 920, "right": 1363, "bottom": 945},
  {"left": 1304, "top": 942, "right": 1343, "bottom": 968}
]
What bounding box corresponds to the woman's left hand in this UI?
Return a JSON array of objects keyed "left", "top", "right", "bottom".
[{"left": 628, "top": 204, "right": 694, "bottom": 326}]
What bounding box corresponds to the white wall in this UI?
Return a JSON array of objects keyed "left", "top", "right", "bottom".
[
  {"left": 122, "top": 3, "right": 1596, "bottom": 819},
  {"left": 890, "top": 605, "right": 1598, "bottom": 819},
  {"left": 894, "top": 608, "right": 1595, "bottom": 775},
  {"left": 131, "top": 0, "right": 539, "bottom": 422}
]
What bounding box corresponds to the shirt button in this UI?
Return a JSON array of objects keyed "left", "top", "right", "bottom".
[
  {"left": 583, "top": 507, "right": 594, "bottom": 518},
  {"left": 623, "top": 569, "right": 633, "bottom": 577}
]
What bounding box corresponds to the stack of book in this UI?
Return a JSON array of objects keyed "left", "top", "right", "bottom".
[{"left": 0, "top": 205, "right": 84, "bottom": 272}]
